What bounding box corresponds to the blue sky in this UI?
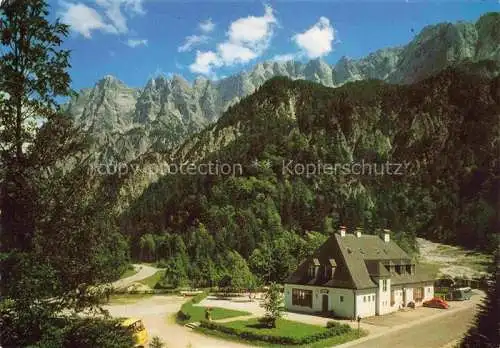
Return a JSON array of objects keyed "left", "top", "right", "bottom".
[{"left": 48, "top": 0, "right": 499, "bottom": 91}]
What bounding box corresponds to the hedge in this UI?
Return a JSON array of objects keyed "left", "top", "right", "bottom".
[{"left": 199, "top": 320, "right": 352, "bottom": 345}]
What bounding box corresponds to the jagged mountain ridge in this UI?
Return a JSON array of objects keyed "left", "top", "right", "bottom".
[{"left": 66, "top": 12, "right": 500, "bottom": 163}]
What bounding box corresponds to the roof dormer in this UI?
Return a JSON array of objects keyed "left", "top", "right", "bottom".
[{"left": 309, "top": 258, "right": 320, "bottom": 278}]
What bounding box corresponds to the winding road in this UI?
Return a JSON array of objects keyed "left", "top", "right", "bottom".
[{"left": 111, "top": 264, "right": 161, "bottom": 290}]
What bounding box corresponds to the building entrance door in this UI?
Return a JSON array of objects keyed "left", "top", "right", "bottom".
[{"left": 322, "top": 294, "right": 329, "bottom": 312}]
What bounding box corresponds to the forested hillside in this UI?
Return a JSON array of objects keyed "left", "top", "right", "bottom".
[{"left": 121, "top": 66, "right": 499, "bottom": 286}]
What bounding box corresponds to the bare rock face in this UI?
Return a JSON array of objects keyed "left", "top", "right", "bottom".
[
  {"left": 474, "top": 12, "right": 500, "bottom": 62},
  {"left": 388, "top": 22, "right": 479, "bottom": 84},
  {"left": 69, "top": 75, "right": 139, "bottom": 133},
  {"left": 66, "top": 13, "right": 500, "bottom": 164}
]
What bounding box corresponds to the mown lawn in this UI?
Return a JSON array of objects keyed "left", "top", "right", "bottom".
[
  {"left": 138, "top": 270, "right": 165, "bottom": 288},
  {"left": 195, "top": 319, "right": 366, "bottom": 348},
  {"left": 224, "top": 318, "right": 327, "bottom": 339},
  {"left": 178, "top": 300, "right": 250, "bottom": 324}
]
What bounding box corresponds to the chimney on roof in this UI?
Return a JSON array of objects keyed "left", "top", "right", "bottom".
[
  {"left": 355, "top": 227, "right": 362, "bottom": 238},
  {"left": 339, "top": 225, "right": 346, "bottom": 237},
  {"left": 383, "top": 229, "right": 390, "bottom": 243}
]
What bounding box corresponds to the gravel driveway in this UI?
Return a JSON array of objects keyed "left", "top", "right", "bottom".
[{"left": 105, "top": 295, "right": 253, "bottom": 348}]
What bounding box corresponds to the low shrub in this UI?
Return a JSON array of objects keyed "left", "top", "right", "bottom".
[
  {"left": 258, "top": 316, "right": 275, "bottom": 328},
  {"left": 325, "top": 321, "right": 352, "bottom": 334},
  {"left": 176, "top": 310, "right": 191, "bottom": 322}
]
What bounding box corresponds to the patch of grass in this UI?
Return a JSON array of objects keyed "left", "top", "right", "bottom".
[
  {"left": 224, "top": 318, "right": 326, "bottom": 339},
  {"left": 178, "top": 302, "right": 250, "bottom": 324},
  {"left": 138, "top": 270, "right": 165, "bottom": 288},
  {"left": 120, "top": 266, "right": 138, "bottom": 279},
  {"left": 195, "top": 319, "right": 366, "bottom": 347},
  {"left": 176, "top": 293, "right": 250, "bottom": 324}
]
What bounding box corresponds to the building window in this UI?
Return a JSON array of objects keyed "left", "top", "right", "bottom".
[
  {"left": 414, "top": 287, "right": 424, "bottom": 302},
  {"left": 372, "top": 295, "right": 375, "bottom": 301},
  {"left": 382, "top": 279, "right": 387, "bottom": 292},
  {"left": 390, "top": 291, "right": 395, "bottom": 306},
  {"left": 292, "top": 289, "right": 313, "bottom": 308},
  {"left": 340, "top": 296, "right": 344, "bottom": 302},
  {"left": 363, "top": 296, "right": 366, "bottom": 302}
]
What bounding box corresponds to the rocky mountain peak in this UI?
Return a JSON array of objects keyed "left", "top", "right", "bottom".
[
  {"left": 304, "top": 58, "right": 334, "bottom": 86},
  {"left": 98, "top": 75, "right": 125, "bottom": 88},
  {"left": 66, "top": 12, "right": 500, "bottom": 164},
  {"left": 170, "top": 74, "right": 192, "bottom": 92}
]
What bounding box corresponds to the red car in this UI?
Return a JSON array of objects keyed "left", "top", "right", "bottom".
[{"left": 423, "top": 297, "right": 449, "bottom": 309}]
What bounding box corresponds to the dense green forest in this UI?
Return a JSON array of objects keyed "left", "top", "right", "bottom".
[{"left": 122, "top": 67, "right": 499, "bottom": 287}]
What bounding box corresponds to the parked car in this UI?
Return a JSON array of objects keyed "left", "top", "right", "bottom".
[
  {"left": 423, "top": 297, "right": 449, "bottom": 309},
  {"left": 448, "top": 287, "right": 472, "bottom": 301}
]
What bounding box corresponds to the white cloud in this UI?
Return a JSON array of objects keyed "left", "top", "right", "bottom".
[
  {"left": 60, "top": 0, "right": 145, "bottom": 38},
  {"left": 199, "top": 18, "right": 215, "bottom": 33},
  {"left": 59, "top": 2, "right": 117, "bottom": 38},
  {"left": 189, "top": 50, "right": 222, "bottom": 75},
  {"left": 126, "top": 38, "right": 148, "bottom": 48},
  {"left": 218, "top": 42, "right": 257, "bottom": 65},
  {"left": 178, "top": 35, "right": 209, "bottom": 52},
  {"left": 189, "top": 5, "right": 277, "bottom": 75},
  {"left": 293, "top": 17, "right": 335, "bottom": 58},
  {"left": 227, "top": 5, "right": 276, "bottom": 47},
  {"left": 271, "top": 53, "right": 298, "bottom": 62}
]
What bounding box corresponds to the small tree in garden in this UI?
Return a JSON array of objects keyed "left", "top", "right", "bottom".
[
  {"left": 260, "top": 282, "right": 283, "bottom": 328},
  {"left": 149, "top": 335, "right": 165, "bottom": 348}
]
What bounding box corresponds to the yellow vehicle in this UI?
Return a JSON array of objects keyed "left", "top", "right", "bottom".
[{"left": 121, "top": 318, "right": 148, "bottom": 348}]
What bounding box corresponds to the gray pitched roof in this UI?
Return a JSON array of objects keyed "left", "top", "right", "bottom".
[
  {"left": 285, "top": 233, "right": 433, "bottom": 290},
  {"left": 365, "top": 260, "right": 390, "bottom": 277},
  {"left": 390, "top": 265, "right": 435, "bottom": 285}
]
